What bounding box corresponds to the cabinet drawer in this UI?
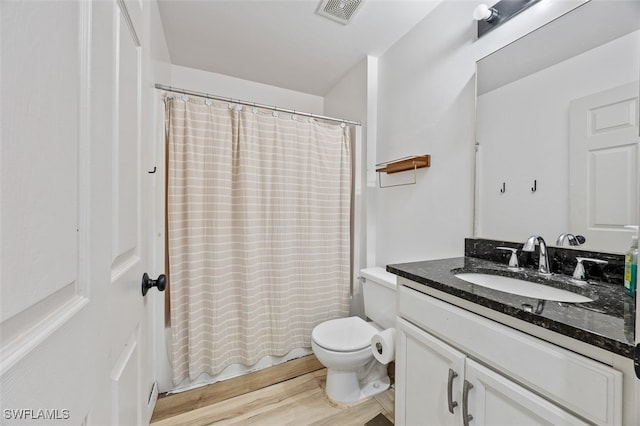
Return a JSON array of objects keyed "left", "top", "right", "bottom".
[{"left": 398, "top": 285, "right": 623, "bottom": 426}]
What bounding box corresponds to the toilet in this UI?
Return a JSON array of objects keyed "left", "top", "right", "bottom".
[{"left": 311, "top": 267, "right": 397, "bottom": 404}]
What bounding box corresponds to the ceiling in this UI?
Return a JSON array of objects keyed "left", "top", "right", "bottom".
[{"left": 157, "top": 0, "right": 441, "bottom": 96}]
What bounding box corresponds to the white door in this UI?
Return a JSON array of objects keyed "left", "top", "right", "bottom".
[
  {"left": 570, "top": 82, "right": 639, "bottom": 253},
  {"left": 396, "top": 318, "right": 465, "bottom": 426},
  {"left": 1, "top": 1, "right": 155, "bottom": 424},
  {"left": 464, "top": 359, "right": 588, "bottom": 426}
]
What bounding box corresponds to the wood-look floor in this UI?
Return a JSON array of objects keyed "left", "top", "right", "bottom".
[{"left": 151, "top": 355, "right": 394, "bottom": 426}]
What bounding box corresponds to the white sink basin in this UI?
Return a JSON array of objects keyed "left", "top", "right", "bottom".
[{"left": 454, "top": 273, "right": 593, "bottom": 303}]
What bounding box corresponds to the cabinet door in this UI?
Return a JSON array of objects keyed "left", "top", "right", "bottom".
[
  {"left": 396, "top": 318, "right": 466, "bottom": 426},
  {"left": 464, "top": 359, "right": 589, "bottom": 426}
]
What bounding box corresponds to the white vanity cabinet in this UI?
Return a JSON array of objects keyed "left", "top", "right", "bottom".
[
  {"left": 464, "top": 358, "right": 587, "bottom": 426},
  {"left": 398, "top": 317, "right": 465, "bottom": 426},
  {"left": 395, "top": 284, "right": 623, "bottom": 426},
  {"left": 397, "top": 318, "right": 587, "bottom": 426}
]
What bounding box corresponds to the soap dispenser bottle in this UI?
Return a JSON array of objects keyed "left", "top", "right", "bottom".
[{"left": 624, "top": 225, "right": 638, "bottom": 297}]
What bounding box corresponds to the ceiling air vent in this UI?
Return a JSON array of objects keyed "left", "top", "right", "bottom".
[{"left": 316, "top": 0, "right": 365, "bottom": 25}]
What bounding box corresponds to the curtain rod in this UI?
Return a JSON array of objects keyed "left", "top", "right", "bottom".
[{"left": 155, "top": 84, "right": 361, "bottom": 126}]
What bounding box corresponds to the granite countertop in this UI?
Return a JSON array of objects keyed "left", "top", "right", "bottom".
[{"left": 387, "top": 257, "right": 636, "bottom": 359}]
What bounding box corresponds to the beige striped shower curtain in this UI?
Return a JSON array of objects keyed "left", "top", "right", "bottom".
[{"left": 166, "top": 97, "right": 351, "bottom": 385}]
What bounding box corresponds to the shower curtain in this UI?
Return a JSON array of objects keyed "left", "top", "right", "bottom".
[{"left": 166, "top": 97, "right": 351, "bottom": 384}]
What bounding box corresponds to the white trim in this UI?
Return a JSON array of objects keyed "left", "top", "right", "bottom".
[
  {"left": 113, "top": 4, "right": 121, "bottom": 266},
  {"left": 78, "top": 0, "right": 92, "bottom": 299},
  {"left": 111, "top": 254, "right": 142, "bottom": 283},
  {"left": 116, "top": 0, "right": 141, "bottom": 48},
  {"left": 0, "top": 295, "right": 89, "bottom": 375}
]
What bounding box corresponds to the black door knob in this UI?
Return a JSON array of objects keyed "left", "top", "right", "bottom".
[{"left": 141, "top": 273, "right": 167, "bottom": 296}]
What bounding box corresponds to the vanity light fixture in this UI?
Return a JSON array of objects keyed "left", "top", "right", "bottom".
[
  {"left": 474, "top": 0, "right": 542, "bottom": 38},
  {"left": 473, "top": 4, "right": 498, "bottom": 22}
]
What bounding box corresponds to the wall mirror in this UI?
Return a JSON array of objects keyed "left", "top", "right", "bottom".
[{"left": 474, "top": 0, "right": 640, "bottom": 254}]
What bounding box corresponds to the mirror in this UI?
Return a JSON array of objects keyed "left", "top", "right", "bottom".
[{"left": 475, "top": 0, "right": 640, "bottom": 254}]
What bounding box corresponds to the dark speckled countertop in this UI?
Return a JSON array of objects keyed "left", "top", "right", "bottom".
[{"left": 387, "top": 256, "right": 636, "bottom": 359}]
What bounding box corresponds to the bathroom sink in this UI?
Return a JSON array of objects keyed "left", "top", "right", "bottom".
[{"left": 454, "top": 273, "right": 593, "bottom": 303}]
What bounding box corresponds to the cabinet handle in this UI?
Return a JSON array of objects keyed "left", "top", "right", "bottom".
[
  {"left": 463, "top": 380, "right": 474, "bottom": 426},
  {"left": 447, "top": 368, "right": 458, "bottom": 414}
]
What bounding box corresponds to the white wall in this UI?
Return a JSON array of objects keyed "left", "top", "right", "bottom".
[
  {"left": 374, "top": 0, "right": 588, "bottom": 265},
  {"left": 324, "top": 57, "right": 370, "bottom": 317},
  {"left": 167, "top": 65, "right": 324, "bottom": 114},
  {"left": 324, "top": 56, "right": 380, "bottom": 271},
  {"left": 324, "top": 58, "right": 368, "bottom": 123},
  {"left": 150, "top": 1, "right": 172, "bottom": 86},
  {"left": 375, "top": 1, "right": 477, "bottom": 264}
]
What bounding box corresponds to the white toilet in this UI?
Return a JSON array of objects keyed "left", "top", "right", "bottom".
[{"left": 311, "top": 267, "right": 397, "bottom": 404}]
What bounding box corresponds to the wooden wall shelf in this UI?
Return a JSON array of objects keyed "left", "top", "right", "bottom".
[
  {"left": 375, "top": 154, "right": 431, "bottom": 188},
  {"left": 375, "top": 155, "right": 431, "bottom": 174}
]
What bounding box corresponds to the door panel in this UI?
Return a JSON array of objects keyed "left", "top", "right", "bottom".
[
  {"left": 465, "top": 359, "right": 588, "bottom": 426},
  {"left": 570, "top": 82, "right": 639, "bottom": 252},
  {"left": 0, "top": 0, "right": 84, "bottom": 350},
  {"left": 396, "top": 318, "right": 465, "bottom": 426},
  {"left": 110, "top": 328, "right": 141, "bottom": 426},
  {"left": 113, "top": 6, "right": 141, "bottom": 268},
  {"left": 0, "top": 1, "right": 152, "bottom": 423},
  {"left": 0, "top": 0, "right": 90, "bottom": 393},
  {"left": 110, "top": 0, "right": 144, "bottom": 326},
  {"left": 109, "top": 1, "right": 146, "bottom": 423},
  {"left": 591, "top": 145, "right": 636, "bottom": 225}
]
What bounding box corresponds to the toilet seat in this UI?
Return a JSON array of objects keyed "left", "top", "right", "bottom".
[{"left": 312, "top": 316, "right": 378, "bottom": 352}]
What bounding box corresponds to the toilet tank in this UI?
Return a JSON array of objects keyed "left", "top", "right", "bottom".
[{"left": 360, "top": 267, "right": 397, "bottom": 329}]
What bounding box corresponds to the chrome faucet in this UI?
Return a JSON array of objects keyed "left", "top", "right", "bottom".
[
  {"left": 556, "top": 233, "right": 586, "bottom": 247},
  {"left": 522, "top": 235, "right": 552, "bottom": 275}
]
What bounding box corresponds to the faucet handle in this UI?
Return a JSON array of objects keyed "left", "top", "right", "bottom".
[
  {"left": 556, "top": 233, "right": 587, "bottom": 246},
  {"left": 572, "top": 257, "right": 608, "bottom": 281},
  {"left": 497, "top": 247, "right": 519, "bottom": 268}
]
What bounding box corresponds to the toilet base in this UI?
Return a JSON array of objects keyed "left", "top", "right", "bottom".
[{"left": 324, "top": 360, "right": 390, "bottom": 405}]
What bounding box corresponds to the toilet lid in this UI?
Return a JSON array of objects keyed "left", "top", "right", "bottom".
[{"left": 312, "top": 316, "right": 378, "bottom": 352}]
